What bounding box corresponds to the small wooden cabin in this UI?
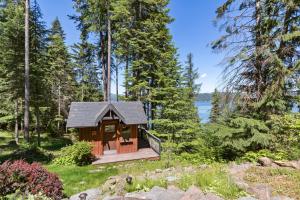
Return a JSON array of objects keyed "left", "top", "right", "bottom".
[{"left": 66, "top": 101, "right": 151, "bottom": 157}]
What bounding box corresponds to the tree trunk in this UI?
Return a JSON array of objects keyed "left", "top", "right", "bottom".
[
  {"left": 35, "top": 106, "right": 40, "bottom": 146},
  {"left": 125, "top": 55, "right": 129, "bottom": 98},
  {"left": 107, "top": 11, "right": 111, "bottom": 102},
  {"left": 58, "top": 84, "right": 61, "bottom": 134},
  {"left": 24, "top": 0, "right": 30, "bottom": 142},
  {"left": 100, "top": 32, "right": 107, "bottom": 101},
  {"left": 20, "top": 99, "right": 24, "bottom": 136},
  {"left": 254, "top": 0, "right": 262, "bottom": 102},
  {"left": 116, "top": 62, "right": 119, "bottom": 101},
  {"left": 14, "top": 99, "right": 19, "bottom": 144}
]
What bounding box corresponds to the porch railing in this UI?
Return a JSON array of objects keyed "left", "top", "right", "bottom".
[{"left": 140, "top": 127, "right": 162, "bottom": 155}]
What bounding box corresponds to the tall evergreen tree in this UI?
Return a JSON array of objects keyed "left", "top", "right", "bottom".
[
  {"left": 72, "top": 0, "right": 114, "bottom": 102},
  {"left": 213, "top": 0, "right": 300, "bottom": 118},
  {"left": 70, "top": 0, "right": 104, "bottom": 102},
  {"left": 24, "top": 0, "right": 30, "bottom": 142},
  {"left": 0, "top": 0, "right": 25, "bottom": 142},
  {"left": 210, "top": 89, "right": 221, "bottom": 123},
  {"left": 30, "top": 0, "right": 49, "bottom": 145},
  {"left": 47, "top": 18, "right": 75, "bottom": 134},
  {"left": 71, "top": 37, "right": 102, "bottom": 101},
  {"left": 183, "top": 53, "right": 200, "bottom": 98}
]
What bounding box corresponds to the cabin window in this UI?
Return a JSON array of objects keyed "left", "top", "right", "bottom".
[
  {"left": 104, "top": 124, "right": 115, "bottom": 133},
  {"left": 120, "top": 126, "right": 131, "bottom": 142}
]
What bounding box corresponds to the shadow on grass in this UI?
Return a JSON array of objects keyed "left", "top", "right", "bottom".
[
  {"left": 0, "top": 134, "right": 73, "bottom": 164},
  {"left": 41, "top": 137, "right": 73, "bottom": 151},
  {"left": 0, "top": 145, "right": 53, "bottom": 164}
]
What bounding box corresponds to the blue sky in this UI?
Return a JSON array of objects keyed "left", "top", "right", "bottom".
[{"left": 38, "top": 0, "right": 226, "bottom": 93}]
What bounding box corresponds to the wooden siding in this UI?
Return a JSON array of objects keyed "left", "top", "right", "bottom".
[
  {"left": 79, "top": 120, "right": 138, "bottom": 157},
  {"left": 117, "top": 125, "right": 138, "bottom": 154},
  {"left": 79, "top": 127, "right": 102, "bottom": 156}
]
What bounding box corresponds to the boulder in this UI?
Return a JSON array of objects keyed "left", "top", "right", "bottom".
[
  {"left": 258, "top": 157, "right": 273, "bottom": 167},
  {"left": 273, "top": 160, "right": 300, "bottom": 170},
  {"left": 69, "top": 188, "right": 101, "bottom": 200},
  {"left": 148, "top": 186, "right": 184, "bottom": 200},
  {"left": 103, "top": 196, "right": 124, "bottom": 200},
  {"left": 271, "top": 196, "right": 295, "bottom": 200},
  {"left": 205, "top": 193, "right": 224, "bottom": 200},
  {"left": 180, "top": 186, "right": 205, "bottom": 200},
  {"left": 101, "top": 175, "right": 128, "bottom": 196},
  {"left": 126, "top": 186, "right": 184, "bottom": 200},
  {"left": 247, "top": 184, "right": 272, "bottom": 200},
  {"left": 124, "top": 191, "right": 151, "bottom": 200},
  {"left": 238, "top": 197, "right": 258, "bottom": 200},
  {"left": 167, "top": 185, "right": 184, "bottom": 194}
]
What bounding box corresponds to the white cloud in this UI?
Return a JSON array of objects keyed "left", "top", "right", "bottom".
[{"left": 200, "top": 73, "right": 207, "bottom": 78}]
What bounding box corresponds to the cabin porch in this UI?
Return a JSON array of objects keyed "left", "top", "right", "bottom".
[
  {"left": 92, "top": 148, "right": 159, "bottom": 164},
  {"left": 92, "top": 128, "right": 161, "bottom": 164}
]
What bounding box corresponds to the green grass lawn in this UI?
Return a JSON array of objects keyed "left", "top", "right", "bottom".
[{"left": 46, "top": 164, "right": 118, "bottom": 197}]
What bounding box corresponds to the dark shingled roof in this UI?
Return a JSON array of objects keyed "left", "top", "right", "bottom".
[{"left": 66, "top": 101, "right": 147, "bottom": 128}]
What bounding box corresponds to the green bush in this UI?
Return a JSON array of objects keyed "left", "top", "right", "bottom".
[
  {"left": 53, "top": 141, "right": 94, "bottom": 166},
  {"left": 240, "top": 149, "right": 289, "bottom": 162},
  {"left": 162, "top": 140, "right": 217, "bottom": 164}
]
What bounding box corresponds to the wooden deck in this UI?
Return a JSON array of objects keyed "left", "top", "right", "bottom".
[{"left": 92, "top": 148, "right": 160, "bottom": 165}]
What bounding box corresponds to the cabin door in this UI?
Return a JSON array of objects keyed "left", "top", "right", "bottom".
[{"left": 103, "top": 123, "right": 117, "bottom": 151}]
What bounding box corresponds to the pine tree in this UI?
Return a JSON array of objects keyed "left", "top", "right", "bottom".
[
  {"left": 213, "top": 0, "right": 300, "bottom": 118},
  {"left": 30, "top": 0, "right": 49, "bottom": 145},
  {"left": 210, "top": 89, "right": 221, "bottom": 123},
  {"left": 183, "top": 53, "right": 200, "bottom": 98},
  {"left": 24, "top": 0, "right": 30, "bottom": 142},
  {"left": 47, "top": 18, "right": 75, "bottom": 134},
  {"left": 0, "top": 0, "right": 25, "bottom": 142},
  {"left": 71, "top": 37, "right": 102, "bottom": 101},
  {"left": 72, "top": 0, "right": 114, "bottom": 102}
]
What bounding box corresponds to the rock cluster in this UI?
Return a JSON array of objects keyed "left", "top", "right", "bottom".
[
  {"left": 229, "top": 161, "right": 296, "bottom": 200},
  {"left": 70, "top": 159, "right": 299, "bottom": 200},
  {"left": 69, "top": 188, "right": 101, "bottom": 200},
  {"left": 258, "top": 157, "right": 300, "bottom": 169},
  {"left": 104, "top": 186, "right": 224, "bottom": 200}
]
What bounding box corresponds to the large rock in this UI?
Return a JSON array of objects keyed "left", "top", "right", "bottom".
[
  {"left": 125, "top": 186, "right": 184, "bottom": 200},
  {"left": 103, "top": 196, "right": 124, "bottom": 200},
  {"left": 271, "top": 196, "right": 295, "bottom": 200},
  {"left": 238, "top": 197, "right": 258, "bottom": 200},
  {"left": 180, "top": 186, "right": 205, "bottom": 200},
  {"left": 69, "top": 188, "right": 101, "bottom": 200},
  {"left": 247, "top": 184, "right": 272, "bottom": 200},
  {"left": 101, "top": 175, "right": 128, "bottom": 196},
  {"left": 273, "top": 160, "right": 300, "bottom": 170},
  {"left": 258, "top": 157, "right": 273, "bottom": 167},
  {"left": 205, "top": 192, "right": 224, "bottom": 200}
]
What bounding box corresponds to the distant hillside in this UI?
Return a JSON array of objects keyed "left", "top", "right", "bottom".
[{"left": 196, "top": 93, "right": 212, "bottom": 101}]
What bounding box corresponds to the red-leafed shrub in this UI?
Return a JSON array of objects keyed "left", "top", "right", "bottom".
[{"left": 0, "top": 160, "right": 63, "bottom": 199}]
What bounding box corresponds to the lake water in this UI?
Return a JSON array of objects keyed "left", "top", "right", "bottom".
[
  {"left": 195, "top": 101, "right": 299, "bottom": 123},
  {"left": 195, "top": 101, "right": 212, "bottom": 123}
]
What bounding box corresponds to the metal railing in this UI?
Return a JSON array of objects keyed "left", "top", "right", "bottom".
[{"left": 140, "top": 127, "right": 162, "bottom": 155}]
